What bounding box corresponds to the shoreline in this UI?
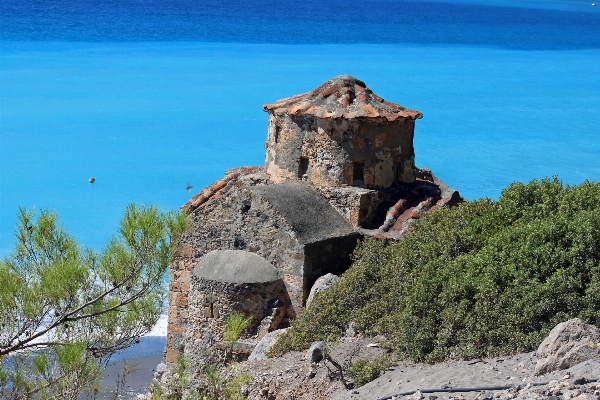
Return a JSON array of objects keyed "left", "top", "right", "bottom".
[
  {"left": 94, "top": 335, "right": 166, "bottom": 399},
  {"left": 98, "top": 354, "right": 163, "bottom": 399}
]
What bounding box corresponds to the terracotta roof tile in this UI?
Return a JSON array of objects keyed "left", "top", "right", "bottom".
[{"left": 263, "top": 75, "right": 423, "bottom": 121}]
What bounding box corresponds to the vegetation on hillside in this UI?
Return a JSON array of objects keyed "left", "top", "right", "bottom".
[{"left": 271, "top": 178, "right": 600, "bottom": 363}]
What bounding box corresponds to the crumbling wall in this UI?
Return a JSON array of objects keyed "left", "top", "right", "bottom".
[
  {"left": 184, "top": 275, "right": 287, "bottom": 374},
  {"left": 317, "top": 186, "right": 388, "bottom": 228},
  {"left": 168, "top": 186, "right": 305, "bottom": 362},
  {"left": 265, "top": 113, "right": 416, "bottom": 188}
]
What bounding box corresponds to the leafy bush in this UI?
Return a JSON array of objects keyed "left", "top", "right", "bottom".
[
  {"left": 347, "top": 355, "right": 391, "bottom": 388},
  {"left": 272, "top": 178, "right": 600, "bottom": 362}
]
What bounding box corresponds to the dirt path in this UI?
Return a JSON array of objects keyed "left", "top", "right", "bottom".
[{"left": 232, "top": 336, "right": 599, "bottom": 400}]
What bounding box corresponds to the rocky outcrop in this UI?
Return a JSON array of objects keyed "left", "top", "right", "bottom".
[
  {"left": 306, "top": 273, "right": 340, "bottom": 307},
  {"left": 249, "top": 329, "right": 288, "bottom": 361},
  {"left": 535, "top": 318, "right": 600, "bottom": 376},
  {"left": 499, "top": 372, "right": 600, "bottom": 400}
]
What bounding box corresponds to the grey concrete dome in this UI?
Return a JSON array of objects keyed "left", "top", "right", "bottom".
[{"left": 193, "top": 250, "right": 279, "bottom": 284}]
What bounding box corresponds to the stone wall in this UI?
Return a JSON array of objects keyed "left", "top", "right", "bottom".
[
  {"left": 265, "top": 113, "right": 416, "bottom": 188},
  {"left": 317, "top": 185, "right": 388, "bottom": 228},
  {"left": 184, "top": 275, "right": 287, "bottom": 374},
  {"left": 168, "top": 184, "right": 300, "bottom": 362},
  {"left": 302, "top": 236, "right": 360, "bottom": 303},
  {"left": 166, "top": 180, "right": 358, "bottom": 363}
]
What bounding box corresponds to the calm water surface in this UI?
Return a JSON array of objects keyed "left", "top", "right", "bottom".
[{"left": 1, "top": 0, "right": 599, "bottom": 256}]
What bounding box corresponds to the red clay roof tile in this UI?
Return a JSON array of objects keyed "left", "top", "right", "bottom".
[{"left": 263, "top": 75, "right": 422, "bottom": 121}]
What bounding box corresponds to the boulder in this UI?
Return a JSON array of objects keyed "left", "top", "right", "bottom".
[
  {"left": 535, "top": 318, "right": 600, "bottom": 376},
  {"left": 153, "top": 362, "right": 169, "bottom": 380},
  {"left": 248, "top": 328, "right": 288, "bottom": 361},
  {"left": 306, "top": 273, "right": 340, "bottom": 307},
  {"left": 307, "top": 341, "right": 327, "bottom": 363}
]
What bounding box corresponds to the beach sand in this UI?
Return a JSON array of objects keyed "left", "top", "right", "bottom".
[
  {"left": 92, "top": 334, "right": 166, "bottom": 399},
  {"left": 95, "top": 354, "right": 163, "bottom": 399}
]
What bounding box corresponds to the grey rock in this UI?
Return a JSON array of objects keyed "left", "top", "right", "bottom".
[
  {"left": 306, "top": 273, "right": 340, "bottom": 307},
  {"left": 562, "top": 389, "right": 581, "bottom": 398},
  {"left": 535, "top": 318, "right": 600, "bottom": 376},
  {"left": 153, "top": 362, "right": 168, "bottom": 380},
  {"left": 307, "top": 341, "right": 327, "bottom": 363},
  {"left": 345, "top": 321, "right": 356, "bottom": 338},
  {"left": 476, "top": 391, "right": 495, "bottom": 400},
  {"left": 248, "top": 328, "right": 288, "bottom": 361},
  {"left": 410, "top": 390, "right": 424, "bottom": 400}
]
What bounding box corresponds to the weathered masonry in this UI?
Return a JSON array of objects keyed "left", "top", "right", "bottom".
[
  {"left": 264, "top": 75, "right": 422, "bottom": 188},
  {"left": 166, "top": 75, "right": 463, "bottom": 367}
]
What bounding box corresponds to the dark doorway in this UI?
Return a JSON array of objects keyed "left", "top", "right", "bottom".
[{"left": 298, "top": 157, "right": 309, "bottom": 178}]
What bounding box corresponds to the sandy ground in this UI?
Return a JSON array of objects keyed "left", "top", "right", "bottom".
[
  {"left": 231, "top": 334, "right": 599, "bottom": 400},
  {"left": 332, "top": 353, "right": 600, "bottom": 400},
  {"left": 91, "top": 336, "right": 166, "bottom": 399},
  {"left": 94, "top": 354, "right": 163, "bottom": 399}
]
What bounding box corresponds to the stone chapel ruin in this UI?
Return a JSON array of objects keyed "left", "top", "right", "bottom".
[{"left": 166, "top": 75, "right": 463, "bottom": 370}]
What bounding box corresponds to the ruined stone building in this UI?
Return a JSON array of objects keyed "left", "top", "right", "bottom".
[
  {"left": 166, "top": 75, "right": 463, "bottom": 369},
  {"left": 263, "top": 74, "right": 421, "bottom": 188}
]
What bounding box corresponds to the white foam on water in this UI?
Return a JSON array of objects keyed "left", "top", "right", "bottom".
[{"left": 146, "top": 314, "right": 168, "bottom": 337}]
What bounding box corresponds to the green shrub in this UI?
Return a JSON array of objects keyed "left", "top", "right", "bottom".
[
  {"left": 272, "top": 178, "right": 600, "bottom": 362},
  {"left": 347, "top": 355, "right": 391, "bottom": 387},
  {"left": 222, "top": 372, "right": 251, "bottom": 400},
  {"left": 223, "top": 312, "right": 252, "bottom": 344}
]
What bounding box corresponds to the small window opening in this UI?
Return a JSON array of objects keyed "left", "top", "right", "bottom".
[
  {"left": 299, "top": 157, "right": 309, "bottom": 178},
  {"left": 353, "top": 162, "right": 365, "bottom": 184},
  {"left": 274, "top": 126, "right": 281, "bottom": 143},
  {"left": 396, "top": 162, "right": 403, "bottom": 182}
]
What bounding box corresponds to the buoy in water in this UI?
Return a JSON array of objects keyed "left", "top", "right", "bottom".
[{"left": 89, "top": 177, "right": 95, "bottom": 183}]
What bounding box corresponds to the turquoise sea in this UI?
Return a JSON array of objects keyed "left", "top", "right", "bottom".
[{"left": 1, "top": 0, "right": 600, "bottom": 260}]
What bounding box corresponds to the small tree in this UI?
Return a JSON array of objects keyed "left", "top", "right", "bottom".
[{"left": 0, "top": 204, "right": 188, "bottom": 399}]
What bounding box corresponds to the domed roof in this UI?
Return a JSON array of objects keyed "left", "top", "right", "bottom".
[
  {"left": 263, "top": 75, "right": 422, "bottom": 121},
  {"left": 193, "top": 250, "right": 279, "bottom": 284}
]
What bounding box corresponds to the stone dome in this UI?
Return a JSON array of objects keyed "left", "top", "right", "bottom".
[{"left": 193, "top": 250, "right": 279, "bottom": 284}]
